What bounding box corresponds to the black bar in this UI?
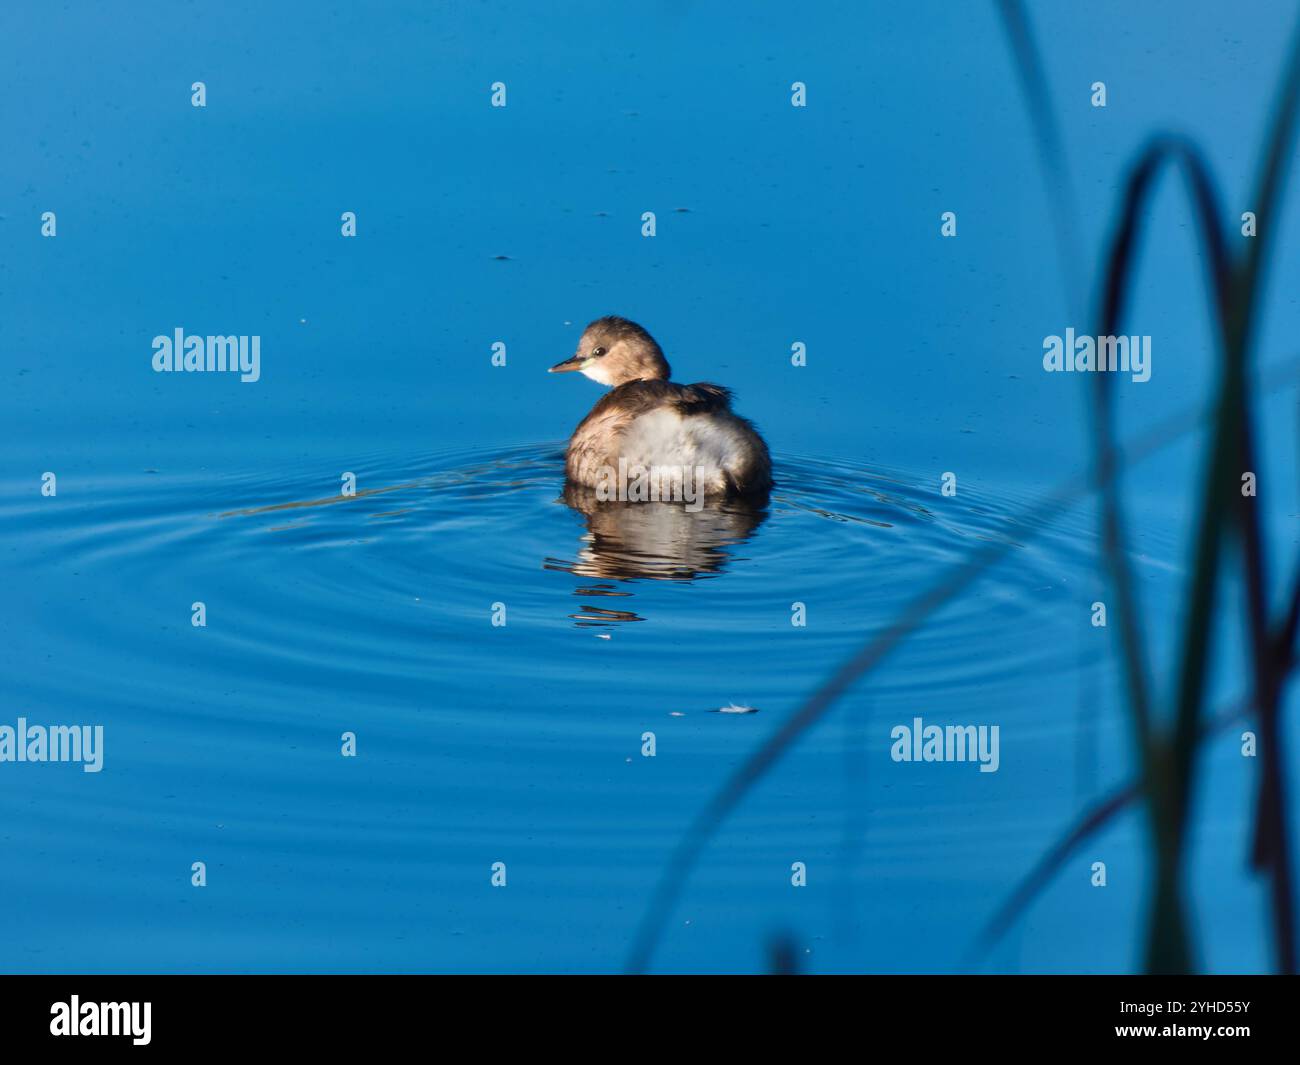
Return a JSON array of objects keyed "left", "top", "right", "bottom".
[{"left": 0, "top": 975, "right": 1290, "bottom": 1051}]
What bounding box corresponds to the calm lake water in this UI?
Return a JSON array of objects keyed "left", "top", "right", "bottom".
[{"left": 2, "top": 1, "right": 1298, "bottom": 973}]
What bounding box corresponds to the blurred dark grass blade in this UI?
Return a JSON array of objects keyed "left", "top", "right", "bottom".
[
  {"left": 998, "top": 2, "right": 1300, "bottom": 973},
  {"left": 1091, "top": 136, "right": 1231, "bottom": 771},
  {"left": 972, "top": 657, "right": 1297, "bottom": 962},
  {"left": 1233, "top": 18, "right": 1300, "bottom": 972},
  {"left": 1088, "top": 136, "right": 1233, "bottom": 973},
  {"left": 626, "top": 8, "right": 1300, "bottom": 975},
  {"left": 623, "top": 356, "right": 1300, "bottom": 973},
  {"left": 994, "top": 0, "right": 1082, "bottom": 309}
]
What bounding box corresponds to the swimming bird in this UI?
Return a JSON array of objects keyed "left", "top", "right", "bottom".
[{"left": 549, "top": 317, "right": 772, "bottom": 498}]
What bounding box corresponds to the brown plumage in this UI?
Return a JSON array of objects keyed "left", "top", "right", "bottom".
[{"left": 549, "top": 318, "right": 772, "bottom": 498}]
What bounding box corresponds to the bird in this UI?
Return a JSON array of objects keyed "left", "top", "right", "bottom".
[{"left": 548, "top": 317, "right": 772, "bottom": 499}]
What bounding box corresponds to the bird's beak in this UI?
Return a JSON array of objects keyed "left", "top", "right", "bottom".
[{"left": 548, "top": 355, "right": 587, "bottom": 374}]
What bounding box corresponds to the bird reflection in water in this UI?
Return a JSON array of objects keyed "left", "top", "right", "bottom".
[{"left": 544, "top": 482, "right": 768, "bottom": 626}]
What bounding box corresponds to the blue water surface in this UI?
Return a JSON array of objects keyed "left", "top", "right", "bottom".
[{"left": 2, "top": 0, "right": 1298, "bottom": 973}]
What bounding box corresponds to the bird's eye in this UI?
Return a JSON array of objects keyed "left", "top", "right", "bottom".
[{"left": 591, "top": 346, "right": 607, "bottom": 358}]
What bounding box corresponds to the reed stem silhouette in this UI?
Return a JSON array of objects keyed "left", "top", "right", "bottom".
[{"left": 627, "top": 3, "right": 1300, "bottom": 974}]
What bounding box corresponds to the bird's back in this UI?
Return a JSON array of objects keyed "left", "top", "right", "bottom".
[{"left": 566, "top": 380, "right": 772, "bottom": 497}]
